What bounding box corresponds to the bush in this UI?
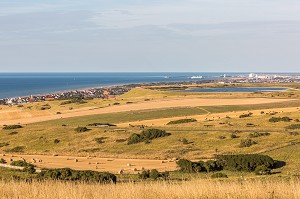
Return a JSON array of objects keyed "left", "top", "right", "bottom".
[
  {"left": 127, "top": 133, "right": 143, "bottom": 145},
  {"left": 0, "top": 142, "right": 9, "bottom": 148},
  {"left": 11, "top": 160, "right": 33, "bottom": 167},
  {"left": 3, "top": 125, "right": 22, "bottom": 130},
  {"left": 239, "top": 139, "right": 257, "bottom": 148},
  {"left": 54, "top": 139, "right": 60, "bottom": 144},
  {"left": 127, "top": 129, "right": 171, "bottom": 145},
  {"left": 239, "top": 113, "right": 253, "bottom": 118},
  {"left": 286, "top": 124, "right": 300, "bottom": 130},
  {"left": 167, "top": 118, "right": 197, "bottom": 125},
  {"left": 139, "top": 170, "right": 150, "bottom": 179},
  {"left": 179, "top": 138, "right": 190, "bottom": 144},
  {"left": 0, "top": 158, "right": 7, "bottom": 164},
  {"left": 95, "top": 137, "right": 106, "bottom": 144},
  {"left": 218, "top": 136, "right": 226, "bottom": 140},
  {"left": 217, "top": 154, "right": 274, "bottom": 172},
  {"left": 149, "top": 169, "right": 160, "bottom": 180},
  {"left": 269, "top": 117, "right": 292, "bottom": 123},
  {"left": 230, "top": 134, "right": 239, "bottom": 139},
  {"left": 75, "top": 127, "right": 90, "bottom": 133},
  {"left": 211, "top": 172, "right": 228, "bottom": 178},
  {"left": 4, "top": 146, "right": 25, "bottom": 153},
  {"left": 248, "top": 132, "right": 270, "bottom": 138},
  {"left": 87, "top": 123, "right": 116, "bottom": 127},
  {"left": 139, "top": 169, "right": 169, "bottom": 180},
  {"left": 289, "top": 132, "right": 299, "bottom": 136},
  {"left": 295, "top": 119, "right": 300, "bottom": 122},
  {"left": 177, "top": 159, "right": 207, "bottom": 173},
  {"left": 24, "top": 165, "right": 36, "bottom": 174},
  {"left": 60, "top": 98, "right": 87, "bottom": 105},
  {"left": 8, "top": 131, "right": 18, "bottom": 135},
  {"left": 38, "top": 168, "right": 117, "bottom": 183},
  {"left": 255, "top": 165, "right": 272, "bottom": 175}
]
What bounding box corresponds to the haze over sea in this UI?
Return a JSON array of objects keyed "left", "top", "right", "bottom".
[{"left": 0, "top": 72, "right": 295, "bottom": 99}]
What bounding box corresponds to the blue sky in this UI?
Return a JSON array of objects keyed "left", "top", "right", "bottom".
[{"left": 0, "top": 0, "right": 299, "bottom": 72}]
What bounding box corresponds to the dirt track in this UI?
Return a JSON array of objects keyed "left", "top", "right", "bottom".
[{"left": 0, "top": 98, "right": 294, "bottom": 125}]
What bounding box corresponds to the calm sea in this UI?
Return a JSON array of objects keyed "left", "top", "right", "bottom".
[
  {"left": 0, "top": 72, "right": 231, "bottom": 99},
  {"left": 0, "top": 72, "right": 295, "bottom": 99}
]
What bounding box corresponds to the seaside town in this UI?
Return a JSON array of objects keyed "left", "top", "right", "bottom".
[{"left": 1, "top": 73, "right": 300, "bottom": 105}]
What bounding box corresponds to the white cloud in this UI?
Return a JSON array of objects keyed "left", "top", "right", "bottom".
[{"left": 90, "top": 0, "right": 300, "bottom": 29}]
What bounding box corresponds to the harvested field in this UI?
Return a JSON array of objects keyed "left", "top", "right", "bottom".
[{"left": 0, "top": 154, "right": 177, "bottom": 174}]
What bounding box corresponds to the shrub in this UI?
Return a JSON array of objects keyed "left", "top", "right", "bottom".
[
  {"left": 0, "top": 142, "right": 9, "bottom": 148},
  {"left": 113, "top": 102, "right": 120, "bottom": 105},
  {"left": 3, "top": 125, "right": 22, "bottom": 130},
  {"left": 295, "top": 119, "right": 300, "bottom": 122},
  {"left": 95, "top": 137, "right": 106, "bottom": 144},
  {"left": 289, "top": 132, "right": 299, "bottom": 136},
  {"left": 286, "top": 124, "right": 300, "bottom": 130},
  {"left": 127, "top": 129, "right": 171, "bottom": 145},
  {"left": 144, "top": 139, "right": 151, "bottom": 144},
  {"left": 40, "top": 104, "right": 51, "bottom": 110},
  {"left": 218, "top": 136, "right": 226, "bottom": 140},
  {"left": 8, "top": 131, "right": 18, "bottom": 135},
  {"left": 180, "top": 138, "right": 189, "bottom": 144},
  {"left": 211, "top": 172, "right": 228, "bottom": 178},
  {"left": 239, "top": 113, "right": 253, "bottom": 118},
  {"left": 239, "top": 139, "right": 257, "bottom": 148},
  {"left": 4, "top": 146, "right": 25, "bottom": 153},
  {"left": 217, "top": 154, "right": 274, "bottom": 172},
  {"left": 11, "top": 160, "right": 33, "bottom": 167},
  {"left": 87, "top": 123, "right": 116, "bottom": 127},
  {"left": 139, "top": 169, "right": 169, "bottom": 180},
  {"left": 139, "top": 170, "right": 150, "bottom": 179},
  {"left": 177, "top": 159, "right": 206, "bottom": 173},
  {"left": 269, "top": 117, "right": 292, "bottom": 123},
  {"left": 115, "top": 139, "right": 126, "bottom": 143},
  {"left": 38, "top": 168, "right": 116, "bottom": 183},
  {"left": 167, "top": 118, "right": 197, "bottom": 125},
  {"left": 248, "top": 132, "right": 270, "bottom": 138},
  {"left": 0, "top": 158, "right": 7, "bottom": 164},
  {"left": 24, "top": 165, "right": 36, "bottom": 174},
  {"left": 230, "top": 134, "right": 239, "bottom": 139},
  {"left": 54, "top": 139, "right": 60, "bottom": 144},
  {"left": 75, "top": 127, "right": 90, "bottom": 133},
  {"left": 204, "top": 160, "right": 222, "bottom": 172},
  {"left": 255, "top": 165, "right": 272, "bottom": 175},
  {"left": 60, "top": 98, "right": 87, "bottom": 105},
  {"left": 127, "top": 133, "right": 143, "bottom": 145},
  {"left": 149, "top": 169, "right": 160, "bottom": 180}
]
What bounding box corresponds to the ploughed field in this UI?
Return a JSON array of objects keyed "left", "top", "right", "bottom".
[{"left": 0, "top": 86, "right": 300, "bottom": 176}]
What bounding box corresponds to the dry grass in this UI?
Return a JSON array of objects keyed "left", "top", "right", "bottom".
[{"left": 0, "top": 179, "right": 299, "bottom": 199}]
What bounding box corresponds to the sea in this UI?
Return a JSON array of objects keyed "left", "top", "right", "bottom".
[{"left": 0, "top": 72, "right": 293, "bottom": 99}]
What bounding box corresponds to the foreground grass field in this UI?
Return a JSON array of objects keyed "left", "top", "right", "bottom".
[{"left": 0, "top": 178, "right": 299, "bottom": 199}]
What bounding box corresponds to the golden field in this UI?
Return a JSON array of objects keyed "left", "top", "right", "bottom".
[{"left": 0, "top": 178, "right": 299, "bottom": 199}]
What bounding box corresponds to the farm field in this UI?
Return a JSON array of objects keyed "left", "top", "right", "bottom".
[{"left": 0, "top": 85, "right": 300, "bottom": 182}]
